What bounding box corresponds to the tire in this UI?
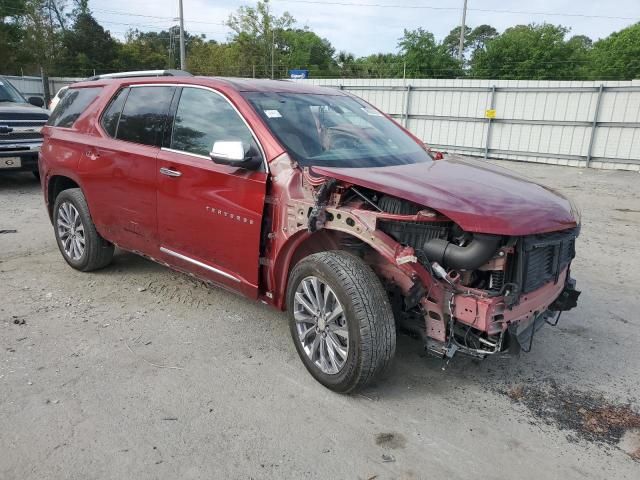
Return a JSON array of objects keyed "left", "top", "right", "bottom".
[
  {"left": 53, "top": 188, "right": 114, "bottom": 271},
  {"left": 286, "top": 251, "right": 396, "bottom": 393}
]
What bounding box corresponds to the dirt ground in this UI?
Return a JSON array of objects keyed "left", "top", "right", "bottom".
[{"left": 1, "top": 161, "right": 639, "bottom": 480}]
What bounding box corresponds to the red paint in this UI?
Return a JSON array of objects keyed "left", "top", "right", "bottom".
[
  {"left": 156, "top": 149, "right": 267, "bottom": 297},
  {"left": 40, "top": 76, "right": 579, "bottom": 355},
  {"left": 313, "top": 155, "right": 578, "bottom": 236}
]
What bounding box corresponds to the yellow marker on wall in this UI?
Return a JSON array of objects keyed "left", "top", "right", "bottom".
[{"left": 485, "top": 109, "right": 496, "bottom": 119}]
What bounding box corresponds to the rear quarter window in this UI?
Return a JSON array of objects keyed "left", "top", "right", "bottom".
[
  {"left": 100, "top": 88, "right": 129, "bottom": 138},
  {"left": 47, "top": 87, "right": 103, "bottom": 128}
]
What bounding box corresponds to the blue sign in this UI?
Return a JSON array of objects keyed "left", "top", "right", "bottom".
[{"left": 289, "top": 69, "right": 309, "bottom": 79}]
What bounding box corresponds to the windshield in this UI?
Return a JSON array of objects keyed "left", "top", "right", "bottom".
[
  {"left": 244, "top": 92, "right": 432, "bottom": 168},
  {"left": 0, "top": 79, "right": 27, "bottom": 103}
]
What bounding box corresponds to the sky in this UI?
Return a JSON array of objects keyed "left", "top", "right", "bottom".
[{"left": 89, "top": 0, "right": 640, "bottom": 57}]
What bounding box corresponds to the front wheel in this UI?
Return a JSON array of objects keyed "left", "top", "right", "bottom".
[{"left": 286, "top": 251, "right": 396, "bottom": 393}]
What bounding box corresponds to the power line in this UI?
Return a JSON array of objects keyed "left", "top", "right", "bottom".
[
  {"left": 90, "top": 7, "right": 230, "bottom": 26},
  {"left": 273, "top": 0, "right": 640, "bottom": 21}
]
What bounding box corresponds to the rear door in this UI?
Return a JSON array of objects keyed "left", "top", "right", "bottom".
[
  {"left": 156, "top": 86, "right": 268, "bottom": 297},
  {"left": 82, "top": 85, "right": 175, "bottom": 253}
]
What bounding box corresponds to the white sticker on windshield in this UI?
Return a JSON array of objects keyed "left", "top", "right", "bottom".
[
  {"left": 264, "top": 109, "right": 282, "bottom": 118},
  {"left": 361, "top": 107, "right": 382, "bottom": 116}
]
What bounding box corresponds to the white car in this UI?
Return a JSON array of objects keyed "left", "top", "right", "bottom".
[{"left": 49, "top": 86, "right": 69, "bottom": 112}]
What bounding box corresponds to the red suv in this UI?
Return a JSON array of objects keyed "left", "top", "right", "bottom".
[{"left": 40, "top": 75, "right": 580, "bottom": 392}]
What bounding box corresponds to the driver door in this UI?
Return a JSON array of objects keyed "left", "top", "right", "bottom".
[{"left": 156, "top": 86, "right": 267, "bottom": 298}]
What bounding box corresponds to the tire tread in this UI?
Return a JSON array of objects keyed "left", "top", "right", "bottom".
[{"left": 288, "top": 251, "right": 396, "bottom": 392}]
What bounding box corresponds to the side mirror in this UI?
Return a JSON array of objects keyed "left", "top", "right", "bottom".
[
  {"left": 28, "top": 96, "right": 45, "bottom": 108},
  {"left": 210, "top": 141, "right": 261, "bottom": 169}
]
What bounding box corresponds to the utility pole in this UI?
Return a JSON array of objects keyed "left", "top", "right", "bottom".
[
  {"left": 458, "top": 0, "right": 468, "bottom": 64},
  {"left": 178, "top": 0, "right": 186, "bottom": 70},
  {"left": 271, "top": 30, "right": 275, "bottom": 79}
]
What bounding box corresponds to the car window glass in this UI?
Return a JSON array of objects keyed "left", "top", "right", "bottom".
[
  {"left": 101, "top": 88, "right": 128, "bottom": 137},
  {"left": 47, "top": 87, "right": 103, "bottom": 128},
  {"left": 0, "top": 79, "right": 27, "bottom": 103},
  {"left": 117, "top": 86, "right": 174, "bottom": 147},
  {"left": 244, "top": 92, "right": 432, "bottom": 168},
  {"left": 171, "top": 87, "right": 259, "bottom": 158}
]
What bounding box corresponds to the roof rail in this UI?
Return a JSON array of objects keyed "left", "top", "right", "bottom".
[{"left": 87, "top": 70, "right": 192, "bottom": 81}]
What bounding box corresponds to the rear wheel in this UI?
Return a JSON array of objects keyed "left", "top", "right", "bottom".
[
  {"left": 286, "top": 251, "right": 396, "bottom": 393},
  {"left": 53, "top": 188, "right": 114, "bottom": 271}
]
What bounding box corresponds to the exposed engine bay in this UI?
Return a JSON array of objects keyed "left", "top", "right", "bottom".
[
  {"left": 261, "top": 152, "right": 581, "bottom": 362},
  {"left": 266, "top": 160, "right": 581, "bottom": 361},
  {"left": 371, "top": 190, "right": 580, "bottom": 358}
]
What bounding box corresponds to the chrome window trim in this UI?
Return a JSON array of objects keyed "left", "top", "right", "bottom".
[
  {"left": 161, "top": 147, "right": 209, "bottom": 161},
  {"left": 128, "top": 83, "right": 268, "bottom": 173},
  {"left": 160, "top": 247, "right": 241, "bottom": 283}
]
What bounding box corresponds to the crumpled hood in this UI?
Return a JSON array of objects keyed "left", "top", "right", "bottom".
[{"left": 311, "top": 154, "right": 578, "bottom": 236}]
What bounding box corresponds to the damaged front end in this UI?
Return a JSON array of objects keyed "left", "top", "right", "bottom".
[
  {"left": 264, "top": 158, "right": 581, "bottom": 362},
  {"left": 377, "top": 197, "right": 582, "bottom": 360},
  {"left": 262, "top": 153, "right": 581, "bottom": 363}
]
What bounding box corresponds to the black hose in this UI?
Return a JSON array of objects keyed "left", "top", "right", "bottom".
[{"left": 422, "top": 233, "right": 501, "bottom": 271}]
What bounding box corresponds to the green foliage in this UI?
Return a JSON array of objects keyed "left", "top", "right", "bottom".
[
  {"left": 280, "top": 28, "right": 335, "bottom": 73},
  {"left": 0, "top": 0, "right": 26, "bottom": 74},
  {"left": 587, "top": 23, "right": 640, "bottom": 80},
  {"left": 57, "top": 11, "right": 120, "bottom": 76},
  {"left": 470, "top": 23, "right": 590, "bottom": 80},
  {"left": 351, "top": 53, "right": 403, "bottom": 78},
  {"left": 399, "top": 28, "right": 462, "bottom": 78},
  {"left": 0, "top": 1, "right": 638, "bottom": 81},
  {"left": 443, "top": 24, "right": 498, "bottom": 65},
  {"left": 187, "top": 38, "right": 243, "bottom": 76},
  {"left": 226, "top": 0, "right": 295, "bottom": 76}
]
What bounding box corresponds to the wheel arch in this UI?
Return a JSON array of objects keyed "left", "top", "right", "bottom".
[
  {"left": 47, "top": 175, "right": 82, "bottom": 222},
  {"left": 270, "top": 228, "right": 405, "bottom": 310}
]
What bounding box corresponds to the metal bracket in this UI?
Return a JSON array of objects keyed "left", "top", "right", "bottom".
[{"left": 545, "top": 311, "right": 562, "bottom": 327}]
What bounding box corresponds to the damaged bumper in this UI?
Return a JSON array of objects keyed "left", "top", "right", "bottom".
[{"left": 426, "top": 268, "right": 580, "bottom": 359}]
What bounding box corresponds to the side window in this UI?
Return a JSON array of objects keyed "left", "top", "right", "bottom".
[
  {"left": 100, "top": 88, "right": 128, "bottom": 137},
  {"left": 170, "top": 88, "right": 259, "bottom": 158},
  {"left": 116, "top": 86, "right": 175, "bottom": 147},
  {"left": 47, "top": 87, "right": 102, "bottom": 128}
]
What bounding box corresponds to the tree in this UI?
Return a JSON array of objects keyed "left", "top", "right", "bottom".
[
  {"left": 18, "top": 0, "right": 69, "bottom": 75},
  {"left": 187, "top": 37, "right": 243, "bottom": 76},
  {"left": 279, "top": 28, "right": 335, "bottom": 75},
  {"left": 58, "top": 5, "right": 120, "bottom": 76},
  {"left": 226, "top": 0, "right": 294, "bottom": 77},
  {"left": 352, "top": 53, "right": 403, "bottom": 78},
  {"left": 335, "top": 51, "right": 356, "bottom": 77},
  {"left": 0, "top": 0, "right": 28, "bottom": 73},
  {"left": 398, "top": 28, "right": 462, "bottom": 78},
  {"left": 467, "top": 25, "right": 498, "bottom": 56},
  {"left": 118, "top": 27, "right": 199, "bottom": 71},
  {"left": 443, "top": 24, "right": 497, "bottom": 65},
  {"left": 470, "top": 23, "right": 590, "bottom": 80},
  {"left": 587, "top": 23, "right": 640, "bottom": 80},
  {"left": 443, "top": 25, "right": 471, "bottom": 59}
]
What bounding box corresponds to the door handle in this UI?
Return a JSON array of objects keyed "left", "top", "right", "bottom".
[
  {"left": 85, "top": 150, "right": 100, "bottom": 160},
  {"left": 160, "top": 167, "right": 182, "bottom": 177}
]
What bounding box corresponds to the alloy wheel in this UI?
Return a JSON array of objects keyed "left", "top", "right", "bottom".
[
  {"left": 57, "top": 201, "right": 85, "bottom": 261},
  {"left": 293, "top": 276, "right": 350, "bottom": 374}
]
